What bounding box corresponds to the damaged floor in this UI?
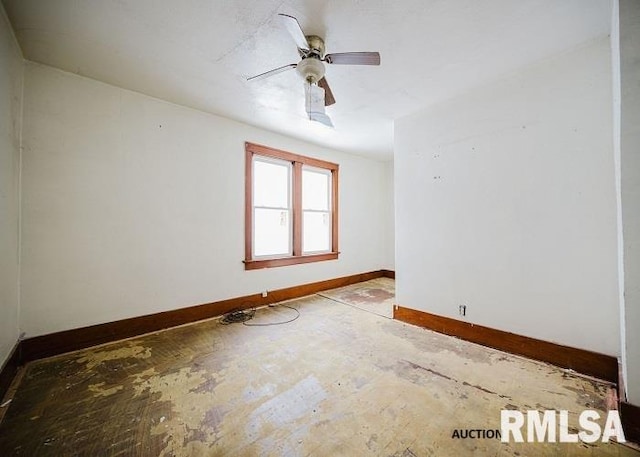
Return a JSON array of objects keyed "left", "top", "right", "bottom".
[{"left": 0, "top": 278, "right": 638, "bottom": 456}]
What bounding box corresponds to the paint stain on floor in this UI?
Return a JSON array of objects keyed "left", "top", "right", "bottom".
[
  {"left": 320, "top": 277, "right": 395, "bottom": 318},
  {"left": 0, "top": 281, "right": 638, "bottom": 456}
]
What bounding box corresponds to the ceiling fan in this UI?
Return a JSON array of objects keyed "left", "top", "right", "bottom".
[{"left": 247, "top": 14, "right": 381, "bottom": 127}]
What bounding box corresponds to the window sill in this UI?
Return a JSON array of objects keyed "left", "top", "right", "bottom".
[{"left": 244, "top": 252, "right": 339, "bottom": 270}]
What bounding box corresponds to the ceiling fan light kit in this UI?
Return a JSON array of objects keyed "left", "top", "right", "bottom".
[
  {"left": 247, "top": 13, "right": 380, "bottom": 127},
  {"left": 296, "top": 57, "right": 325, "bottom": 84}
]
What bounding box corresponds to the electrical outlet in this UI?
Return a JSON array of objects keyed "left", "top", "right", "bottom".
[
  {"left": 262, "top": 291, "right": 268, "bottom": 298},
  {"left": 459, "top": 305, "right": 467, "bottom": 317}
]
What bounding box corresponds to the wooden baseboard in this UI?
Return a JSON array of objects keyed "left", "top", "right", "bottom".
[
  {"left": 0, "top": 340, "right": 21, "bottom": 401},
  {"left": 382, "top": 269, "right": 395, "bottom": 279},
  {"left": 393, "top": 305, "right": 618, "bottom": 384},
  {"left": 20, "top": 270, "right": 388, "bottom": 363},
  {"left": 621, "top": 401, "right": 640, "bottom": 444}
]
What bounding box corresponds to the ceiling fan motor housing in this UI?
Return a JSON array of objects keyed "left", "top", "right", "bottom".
[
  {"left": 296, "top": 57, "right": 325, "bottom": 84},
  {"left": 305, "top": 35, "right": 325, "bottom": 56}
]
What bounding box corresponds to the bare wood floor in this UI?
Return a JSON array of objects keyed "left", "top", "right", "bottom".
[{"left": 0, "top": 279, "right": 637, "bottom": 456}]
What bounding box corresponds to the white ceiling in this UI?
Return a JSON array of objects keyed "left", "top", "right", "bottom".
[{"left": 3, "top": 0, "right": 612, "bottom": 160}]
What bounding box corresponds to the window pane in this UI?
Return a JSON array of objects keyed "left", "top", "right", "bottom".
[
  {"left": 254, "top": 159, "right": 290, "bottom": 208},
  {"left": 303, "top": 211, "right": 331, "bottom": 253},
  {"left": 254, "top": 208, "right": 291, "bottom": 257},
  {"left": 302, "top": 168, "right": 329, "bottom": 211}
]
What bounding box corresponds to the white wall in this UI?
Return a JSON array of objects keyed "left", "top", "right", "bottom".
[
  {"left": 395, "top": 37, "right": 620, "bottom": 356},
  {"left": 19, "top": 62, "right": 392, "bottom": 338},
  {"left": 619, "top": 0, "right": 640, "bottom": 405},
  {"left": 0, "top": 7, "right": 23, "bottom": 367},
  {"left": 384, "top": 160, "right": 395, "bottom": 270}
]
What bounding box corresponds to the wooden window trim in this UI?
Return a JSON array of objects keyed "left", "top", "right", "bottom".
[{"left": 245, "top": 142, "right": 339, "bottom": 270}]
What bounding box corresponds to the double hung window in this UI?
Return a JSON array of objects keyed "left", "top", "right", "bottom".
[{"left": 244, "top": 142, "right": 339, "bottom": 269}]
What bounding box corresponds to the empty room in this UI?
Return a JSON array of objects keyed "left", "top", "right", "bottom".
[{"left": 0, "top": 0, "right": 639, "bottom": 455}]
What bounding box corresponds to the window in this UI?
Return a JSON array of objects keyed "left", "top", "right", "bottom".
[{"left": 245, "top": 142, "right": 339, "bottom": 270}]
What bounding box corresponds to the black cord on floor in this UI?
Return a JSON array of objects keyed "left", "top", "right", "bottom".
[
  {"left": 219, "top": 304, "right": 300, "bottom": 326},
  {"left": 219, "top": 308, "right": 255, "bottom": 325},
  {"left": 243, "top": 304, "right": 300, "bottom": 326}
]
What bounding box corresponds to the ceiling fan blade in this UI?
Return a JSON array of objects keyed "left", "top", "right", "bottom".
[
  {"left": 309, "top": 111, "right": 334, "bottom": 128},
  {"left": 318, "top": 77, "right": 336, "bottom": 106},
  {"left": 324, "top": 52, "right": 380, "bottom": 65},
  {"left": 278, "top": 14, "right": 309, "bottom": 50},
  {"left": 247, "top": 63, "right": 297, "bottom": 81},
  {"left": 305, "top": 84, "right": 333, "bottom": 128}
]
